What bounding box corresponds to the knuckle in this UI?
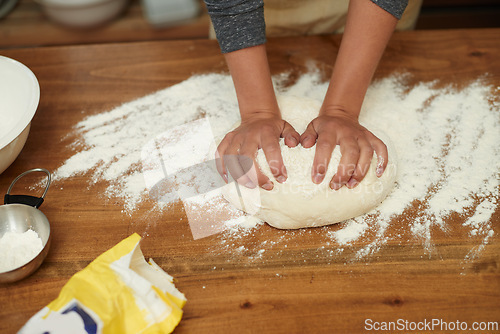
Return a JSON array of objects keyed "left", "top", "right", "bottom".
[
  {"left": 261, "top": 123, "right": 279, "bottom": 135},
  {"left": 344, "top": 149, "right": 360, "bottom": 160},
  {"left": 359, "top": 163, "right": 371, "bottom": 175},
  {"left": 231, "top": 133, "right": 244, "bottom": 143},
  {"left": 218, "top": 137, "right": 229, "bottom": 149},
  {"left": 341, "top": 163, "right": 357, "bottom": 176},
  {"left": 368, "top": 134, "right": 387, "bottom": 149},
  {"left": 268, "top": 164, "right": 281, "bottom": 176},
  {"left": 314, "top": 161, "right": 329, "bottom": 174},
  {"left": 238, "top": 150, "right": 253, "bottom": 159},
  {"left": 376, "top": 141, "right": 388, "bottom": 152},
  {"left": 317, "top": 140, "right": 334, "bottom": 150},
  {"left": 263, "top": 145, "right": 281, "bottom": 155},
  {"left": 337, "top": 174, "right": 350, "bottom": 184},
  {"left": 267, "top": 157, "right": 282, "bottom": 168},
  {"left": 350, "top": 175, "right": 363, "bottom": 184},
  {"left": 361, "top": 146, "right": 374, "bottom": 157},
  {"left": 226, "top": 144, "right": 239, "bottom": 154},
  {"left": 224, "top": 131, "right": 235, "bottom": 139},
  {"left": 353, "top": 164, "right": 369, "bottom": 178},
  {"left": 225, "top": 131, "right": 239, "bottom": 142},
  {"left": 215, "top": 146, "right": 225, "bottom": 157}
]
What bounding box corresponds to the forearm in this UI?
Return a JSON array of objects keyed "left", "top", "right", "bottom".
[
  {"left": 321, "top": 0, "right": 398, "bottom": 118},
  {"left": 205, "top": 1, "right": 276, "bottom": 120},
  {"left": 225, "top": 45, "right": 280, "bottom": 121},
  {"left": 220, "top": 46, "right": 299, "bottom": 187}
]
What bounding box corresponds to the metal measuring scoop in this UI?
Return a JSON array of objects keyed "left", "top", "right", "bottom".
[{"left": 0, "top": 168, "right": 51, "bottom": 284}]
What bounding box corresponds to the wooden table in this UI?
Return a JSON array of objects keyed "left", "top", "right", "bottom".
[{"left": 0, "top": 29, "right": 499, "bottom": 333}]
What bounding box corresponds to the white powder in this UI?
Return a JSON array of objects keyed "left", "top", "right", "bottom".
[
  {"left": 0, "top": 230, "right": 44, "bottom": 273},
  {"left": 55, "top": 74, "right": 240, "bottom": 212},
  {"left": 53, "top": 71, "right": 499, "bottom": 263},
  {"left": 328, "top": 220, "right": 369, "bottom": 244}
]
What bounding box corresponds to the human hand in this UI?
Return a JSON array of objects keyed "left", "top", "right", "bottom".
[
  {"left": 216, "top": 113, "right": 300, "bottom": 191},
  {"left": 300, "top": 108, "right": 388, "bottom": 190}
]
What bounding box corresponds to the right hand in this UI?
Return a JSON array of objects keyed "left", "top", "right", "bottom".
[
  {"left": 216, "top": 113, "right": 300, "bottom": 191},
  {"left": 301, "top": 108, "right": 388, "bottom": 190}
]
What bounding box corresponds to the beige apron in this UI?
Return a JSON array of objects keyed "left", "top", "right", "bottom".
[{"left": 209, "top": 0, "right": 422, "bottom": 38}]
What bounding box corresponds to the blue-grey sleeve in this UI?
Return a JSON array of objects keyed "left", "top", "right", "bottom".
[
  {"left": 370, "top": 0, "right": 408, "bottom": 19},
  {"left": 205, "top": 0, "right": 409, "bottom": 54},
  {"left": 204, "top": 0, "right": 266, "bottom": 54}
]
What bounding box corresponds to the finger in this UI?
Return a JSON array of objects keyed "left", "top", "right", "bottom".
[
  {"left": 368, "top": 135, "right": 389, "bottom": 177},
  {"left": 255, "top": 160, "right": 274, "bottom": 190},
  {"left": 311, "top": 135, "right": 336, "bottom": 184},
  {"left": 282, "top": 121, "right": 300, "bottom": 148},
  {"left": 330, "top": 139, "right": 359, "bottom": 190},
  {"left": 300, "top": 122, "right": 318, "bottom": 148},
  {"left": 215, "top": 150, "right": 228, "bottom": 183},
  {"left": 261, "top": 135, "right": 287, "bottom": 183},
  {"left": 215, "top": 135, "right": 232, "bottom": 183},
  {"left": 346, "top": 137, "right": 373, "bottom": 189},
  {"left": 239, "top": 149, "right": 274, "bottom": 190},
  {"left": 225, "top": 140, "right": 255, "bottom": 189},
  {"left": 238, "top": 144, "right": 272, "bottom": 190}
]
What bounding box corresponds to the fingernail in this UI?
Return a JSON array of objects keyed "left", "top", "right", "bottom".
[
  {"left": 376, "top": 166, "right": 384, "bottom": 177},
  {"left": 222, "top": 173, "right": 228, "bottom": 183},
  {"left": 347, "top": 179, "right": 358, "bottom": 189},
  {"left": 288, "top": 136, "right": 297, "bottom": 146},
  {"left": 376, "top": 156, "right": 385, "bottom": 177},
  {"left": 276, "top": 175, "right": 286, "bottom": 183},
  {"left": 313, "top": 173, "right": 324, "bottom": 184},
  {"left": 261, "top": 182, "right": 274, "bottom": 191},
  {"left": 313, "top": 165, "right": 326, "bottom": 184},
  {"left": 245, "top": 181, "right": 255, "bottom": 189},
  {"left": 330, "top": 182, "right": 341, "bottom": 191}
]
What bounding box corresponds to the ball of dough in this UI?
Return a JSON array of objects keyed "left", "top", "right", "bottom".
[{"left": 222, "top": 95, "right": 397, "bottom": 229}]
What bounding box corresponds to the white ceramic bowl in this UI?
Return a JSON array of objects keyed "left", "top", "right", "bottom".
[
  {"left": 35, "top": 0, "right": 129, "bottom": 28},
  {"left": 0, "top": 56, "right": 40, "bottom": 175}
]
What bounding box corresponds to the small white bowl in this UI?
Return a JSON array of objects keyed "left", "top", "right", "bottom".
[
  {"left": 35, "top": 0, "right": 129, "bottom": 29},
  {"left": 0, "top": 56, "right": 40, "bottom": 175}
]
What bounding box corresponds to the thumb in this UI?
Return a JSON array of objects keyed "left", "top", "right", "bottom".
[
  {"left": 300, "top": 121, "right": 318, "bottom": 148},
  {"left": 282, "top": 121, "right": 300, "bottom": 148}
]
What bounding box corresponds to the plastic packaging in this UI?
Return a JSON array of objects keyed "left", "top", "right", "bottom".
[{"left": 19, "top": 233, "right": 186, "bottom": 334}]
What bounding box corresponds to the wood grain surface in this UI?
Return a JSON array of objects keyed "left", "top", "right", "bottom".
[{"left": 0, "top": 29, "right": 499, "bottom": 333}]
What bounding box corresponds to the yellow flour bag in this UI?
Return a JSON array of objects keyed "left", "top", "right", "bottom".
[{"left": 19, "top": 233, "right": 186, "bottom": 334}]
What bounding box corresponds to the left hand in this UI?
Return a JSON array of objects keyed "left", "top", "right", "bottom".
[{"left": 300, "top": 108, "right": 388, "bottom": 190}]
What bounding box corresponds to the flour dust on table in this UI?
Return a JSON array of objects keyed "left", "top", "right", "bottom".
[{"left": 52, "top": 70, "right": 499, "bottom": 265}]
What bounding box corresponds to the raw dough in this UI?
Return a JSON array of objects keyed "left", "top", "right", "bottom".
[{"left": 222, "top": 95, "right": 397, "bottom": 229}]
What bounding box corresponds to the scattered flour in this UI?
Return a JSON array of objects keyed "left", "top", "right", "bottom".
[
  {"left": 53, "top": 71, "right": 499, "bottom": 264},
  {"left": 0, "top": 230, "right": 44, "bottom": 273}
]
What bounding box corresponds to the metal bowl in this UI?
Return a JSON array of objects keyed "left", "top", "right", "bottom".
[{"left": 0, "top": 169, "right": 51, "bottom": 284}]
